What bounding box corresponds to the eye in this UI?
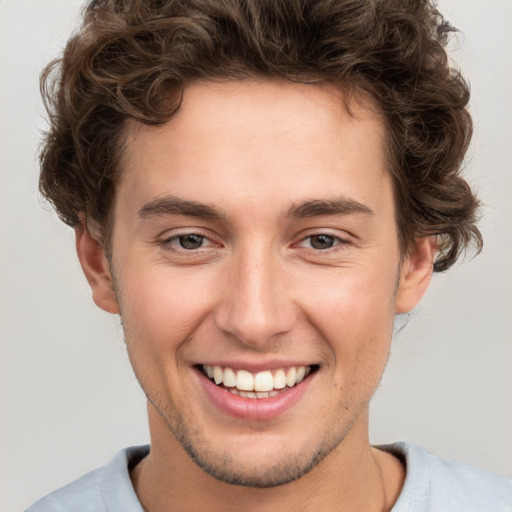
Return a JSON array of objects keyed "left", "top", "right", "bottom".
[
  {"left": 161, "top": 232, "right": 213, "bottom": 251},
  {"left": 157, "top": 230, "right": 222, "bottom": 263},
  {"left": 308, "top": 234, "right": 337, "bottom": 250},
  {"left": 176, "top": 233, "right": 205, "bottom": 250},
  {"left": 294, "top": 232, "right": 352, "bottom": 253}
]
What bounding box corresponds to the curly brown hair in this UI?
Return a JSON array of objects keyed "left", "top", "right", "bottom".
[{"left": 40, "top": 0, "right": 482, "bottom": 272}]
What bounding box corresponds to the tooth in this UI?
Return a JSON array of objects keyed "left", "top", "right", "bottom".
[
  {"left": 236, "top": 370, "right": 254, "bottom": 391},
  {"left": 254, "top": 371, "right": 273, "bottom": 391},
  {"left": 273, "top": 369, "right": 286, "bottom": 389},
  {"left": 210, "top": 365, "right": 310, "bottom": 392},
  {"left": 286, "top": 367, "right": 297, "bottom": 387},
  {"left": 213, "top": 366, "right": 223, "bottom": 385},
  {"left": 229, "top": 388, "right": 240, "bottom": 396},
  {"left": 239, "top": 391, "right": 256, "bottom": 398},
  {"left": 223, "top": 367, "right": 236, "bottom": 387}
]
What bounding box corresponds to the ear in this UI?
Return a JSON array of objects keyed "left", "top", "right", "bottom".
[
  {"left": 395, "top": 236, "right": 436, "bottom": 314},
  {"left": 74, "top": 218, "right": 119, "bottom": 314}
]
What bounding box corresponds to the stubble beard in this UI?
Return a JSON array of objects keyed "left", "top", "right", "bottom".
[
  {"left": 112, "top": 266, "right": 397, "bottom": 489},
  {"left": 119, "top": 323, "right": 388, "bottom": 489},
  {"left": 143, "top": 388, "right": 368, "bottom": 489},
  {"left": 116, "top": 311, "right": 366, "bottom": 488}
]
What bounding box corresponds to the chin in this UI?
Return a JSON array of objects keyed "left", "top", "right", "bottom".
[
  {"left": 181, "top": 440, "right": 334, "bottom": 488},
  {"left": 161, "top": 406, "right": 348, "bottom": 488}
]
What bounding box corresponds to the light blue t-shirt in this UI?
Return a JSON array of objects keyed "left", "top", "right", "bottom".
[{"left": 25, "top": 442, "right": 511, "bottom": 511}]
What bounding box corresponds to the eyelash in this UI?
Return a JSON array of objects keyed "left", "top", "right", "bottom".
[
  {"left": 295, "top": 233, "right": 350, "bottom": 252},
  {"left": 161, "top": 232, "right": 214, "bottom": 251},
  {"left": 160, "top": 232, "right": 351, "bottom": 254}
]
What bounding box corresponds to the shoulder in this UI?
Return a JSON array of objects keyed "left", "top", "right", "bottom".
[
  {"left": 381, "top": 442, "right": 512, "bottom": 512},
  {"left": 24, "top": 467, "right": 104, "bottom": 512},
  {"left": 24, "top": 445, "right": 149, "bottom": 512}
]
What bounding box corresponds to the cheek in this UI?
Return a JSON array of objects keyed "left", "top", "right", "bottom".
[
  {"left": 302, "top": 262, "right": 397, "bottom": 324},
  {"left": 116, "top": 262, "right": 217, "bottom": 349},
  {"left": 298, "top": 265, "right": 397, "bottom": 368}
]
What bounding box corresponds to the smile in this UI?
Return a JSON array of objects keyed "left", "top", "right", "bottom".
[{"left": 201, "top": 365, "right": 315, "bottom": 398}]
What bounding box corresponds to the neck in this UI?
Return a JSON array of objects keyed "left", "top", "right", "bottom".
[{"left": 131, "top": 405, "right": 404, "bottom": 512}]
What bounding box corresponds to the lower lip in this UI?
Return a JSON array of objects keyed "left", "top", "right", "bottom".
[{"left": 196, "top": 369, "right": 313, "bottom": 421}]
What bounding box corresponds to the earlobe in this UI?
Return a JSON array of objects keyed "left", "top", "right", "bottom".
[
  {"left": 395, "top": 236, "right": 437, "bottom": 314},
  {"left": 74, "top": 218, "right": 119, "bottom": 314}
]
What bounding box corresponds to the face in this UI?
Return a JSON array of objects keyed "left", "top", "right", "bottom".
[{"left": 84, "top": 80, "right": 431, "bottom": 487}]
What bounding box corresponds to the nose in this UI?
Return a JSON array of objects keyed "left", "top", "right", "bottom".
[{"left": 213, "top": 244, "right": 297, "bottom": 349}]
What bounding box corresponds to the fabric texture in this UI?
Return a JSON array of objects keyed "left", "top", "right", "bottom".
[{"left": 25, "top": 442, "right": 512, "bottom": 511}]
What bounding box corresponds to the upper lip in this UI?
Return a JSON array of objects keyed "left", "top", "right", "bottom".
[{"left": 194, "top": 360, "right": 317, "bottom": 372}]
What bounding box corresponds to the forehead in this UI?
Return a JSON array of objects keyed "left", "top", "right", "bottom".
[
  {"left": 118, "top": 80, "right": 390, "bottom": 220},
  {"left": 125, "top": 79, "right": 384, "bottom": 154}
]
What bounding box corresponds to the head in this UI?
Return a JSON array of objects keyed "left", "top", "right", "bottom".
[{"left": 40, "top": 0, "right": 482, "bottom": 488}]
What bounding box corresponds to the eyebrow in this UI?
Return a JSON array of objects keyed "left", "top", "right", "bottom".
[
  {"left": 138, "top": 195, "right": 225, "bottom": 220},
  {"left": 286, "top": 197, "right": 374, "bottom": 218},
  {"left": 138, "top": 195, "right": 374, "bottom": 221}
]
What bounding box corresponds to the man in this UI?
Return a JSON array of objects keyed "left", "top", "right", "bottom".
[{"left": 26, "top": 0, "right": 511, "bottom": 510}]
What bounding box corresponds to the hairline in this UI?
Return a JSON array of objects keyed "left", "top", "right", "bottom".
[{"left": 96, "top": 77, "right": 409, "bottom": 262}]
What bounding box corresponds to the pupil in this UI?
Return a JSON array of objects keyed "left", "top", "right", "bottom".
[
  {"left": 179, "top": 234, "right": 203, "bottom": 249},
  {"left": 311, "top": 234, "right": 334, "bottom": 250}
]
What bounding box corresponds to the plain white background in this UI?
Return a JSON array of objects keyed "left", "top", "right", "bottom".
[{"left": 1, "top": 1, "right": 511, "bottom": 510}]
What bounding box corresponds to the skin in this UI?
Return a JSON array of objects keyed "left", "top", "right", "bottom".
[{"left": 76, "top": 80, "right": 435, "bottom": 511}]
